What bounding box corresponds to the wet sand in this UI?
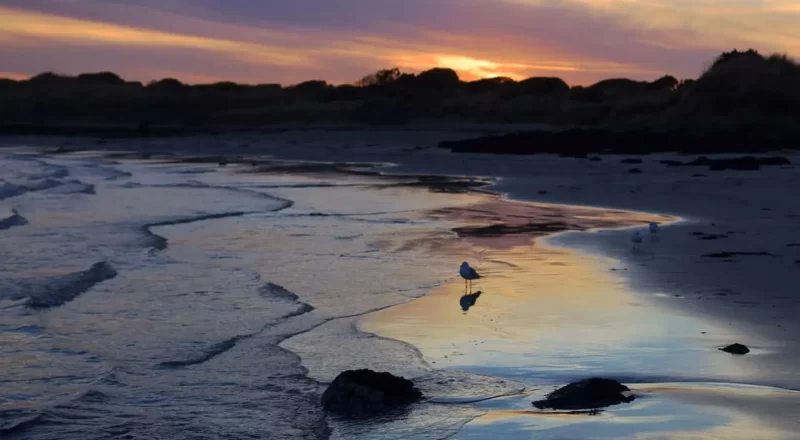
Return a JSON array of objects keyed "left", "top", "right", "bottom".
[{"left": 360, "top": 193, "right": 800, "bottom": 439}]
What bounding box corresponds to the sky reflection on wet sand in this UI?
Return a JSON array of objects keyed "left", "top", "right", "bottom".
[{"left": 360, "top": 193, "right": 800, "bottom": 438}]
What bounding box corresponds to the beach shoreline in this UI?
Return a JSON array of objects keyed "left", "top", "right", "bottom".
[{"left": 3, "top": 135, "right": 800, "bottom": 438}]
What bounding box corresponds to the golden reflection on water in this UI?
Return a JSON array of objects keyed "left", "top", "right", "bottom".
[
  {"left": 361, "top": 192, "right": 762, "bottom": 385},
  {"left": 361, "top": 194, "right": 680, "bottom": 362}
]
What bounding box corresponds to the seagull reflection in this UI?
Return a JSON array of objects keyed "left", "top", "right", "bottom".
[{"left": 460, "top": 291, "right": 482, "bottom": 312}]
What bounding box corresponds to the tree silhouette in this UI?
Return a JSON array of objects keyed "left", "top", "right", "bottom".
[{"left": 356, "top": 68, "right": 402, "bottom": 87}]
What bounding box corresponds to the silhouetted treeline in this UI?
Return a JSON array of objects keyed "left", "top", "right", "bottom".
[{"left": 0, "top": 49, "right": 798, "bottom": 137}]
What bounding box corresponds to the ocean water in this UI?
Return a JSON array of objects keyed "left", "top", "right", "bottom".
[{"left": 1, "top": 151, "right": 521, "bottom": 439}]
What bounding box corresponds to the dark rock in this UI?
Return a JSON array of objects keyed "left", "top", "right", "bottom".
[
  {"left": 660, "top": 160, "right": 684, "bottom": 167},
  {"left": 628, "top": 168, "right": 643, "bottom": 174},
  {"left": 719, "top": 343, "right": 750, "bottom": 355},
  {"left": 589, "top": 156, "right": 602, "bottom": 162},
  {"left": 621, "top": 158, "right": 643, "bottom": 164},
  {"left": 692, "top": 174, "right": 706, "bottom": 177},
  {"left": 321, "top": 369, "right": 423, "bottom": 415},
  {"left": 533, "top": 378, "right": 635, "bottom": 410},
  {"left": 537, "top": 190, "right": 549, "bottom": 195}
]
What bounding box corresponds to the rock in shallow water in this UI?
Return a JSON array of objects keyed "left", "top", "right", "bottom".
[
  {"left": 720, "top": 343, "right": 750, "bottom": 354},
  {"left": 532, "top": 378, "right": 635, "bottom": 410},
  {"left": 321, "top": 369, "right": 423, "bottom": 415}
]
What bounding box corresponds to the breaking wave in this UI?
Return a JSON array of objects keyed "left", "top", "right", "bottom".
[
  {"left": 0, "top": 209, "right": 28, "bottom": 230},
  {"left": 0, "top": 262, "right": 118, "bottom": 308}
]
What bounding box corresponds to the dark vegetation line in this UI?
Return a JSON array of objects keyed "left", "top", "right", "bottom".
[{"left": 1, "top": 49, "right": 797, "bottom": 141}]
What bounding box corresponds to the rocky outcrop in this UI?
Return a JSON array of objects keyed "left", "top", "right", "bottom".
[
  {"left": 533, "top": 378, "right": 635, "bottom": 410},
  {"left": 321, "top": 369, "right": 423, "bottom": 415},
  {"left": 719, "top": 343, "right": 750, "bottom": 354}
]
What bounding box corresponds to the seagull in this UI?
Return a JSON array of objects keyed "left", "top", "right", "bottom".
[
  {"left": 459, "top": 261, "right": 480, "bottom": 292},
  {"left": 632, "top": 231, "right": 643, "bottom": 251},
  {"left": 649, "top": 222, "right": 659, "bottom": 234}
]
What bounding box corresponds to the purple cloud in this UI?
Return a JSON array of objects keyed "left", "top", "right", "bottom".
[{"left": 0, "top": 0, "right": 759, "bottom": 84}]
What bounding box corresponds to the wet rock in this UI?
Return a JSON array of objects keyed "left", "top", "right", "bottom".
[
  {"left": 532, "top": 378, "right": 635, "bottom": 410},
  {"left": 628, "top": 168, "right": 643, "bottom": 174},
  {"left": 621, "top": 158, "right": 643, "bottom": 164},
  {"left": 321, "top": 369, "right": 423, "bottom": 415},
  {"left": 589, "top": 156, "right": 602, "bottom": 162},
  {"left": 719, "top": 343, "right": 750, "bottom": 355}
]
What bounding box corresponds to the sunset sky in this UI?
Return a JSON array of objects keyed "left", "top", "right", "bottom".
[{"left": 1, "top": 0, "right": 798, "bottom": 85}]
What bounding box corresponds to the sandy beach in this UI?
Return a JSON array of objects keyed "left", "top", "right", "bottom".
[{"left": 2, "top": 130, "right": 800, "bottom": 439}]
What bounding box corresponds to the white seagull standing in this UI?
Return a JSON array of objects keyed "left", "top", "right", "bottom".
[
  {"left": 459, "top": 261, "right": 480, "bottom": 293},
  {"left": 632, "top": 231, "right": 643, "bottom": 251},
  {"left": 649, "top": 222, "right": 659, "bottom": 235}
]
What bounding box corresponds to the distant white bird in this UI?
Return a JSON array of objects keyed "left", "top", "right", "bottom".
[
  {"left": 649, "top": 222, "right": 659, "bottom": 234},
  {"left": 632, "top": 231, "right": 643, "bottom": 251},
  {"left": 459, "top": 261, "right": 480, "bottom": 292}
]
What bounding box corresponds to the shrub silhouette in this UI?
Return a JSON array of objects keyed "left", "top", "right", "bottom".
[
  {"left": 414, "top": 68, "right": 460, "bottom": 89},
  {"left": 516, "top": 77, "right": 569, "bottom": 96},
  {"left": 77, "top": 72, "right": 125, "bottom": 85},
  {"left": 0, "top": 49, "right": 797, "bottom": 135},
  {"left": 356, "top": 68, "right": 402, "bottom": 87}
]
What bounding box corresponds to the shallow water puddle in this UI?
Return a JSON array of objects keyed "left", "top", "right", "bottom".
[{"left": 361, "top": 203, "right": 756, "bottom": 385}]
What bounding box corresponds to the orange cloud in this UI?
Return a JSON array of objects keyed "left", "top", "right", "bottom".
[
  {"left": 0, "top": 71, "right": 28, "bottom": 81},
  {"left": 0, "top": 6, "right": 311, "bottom": 67}
]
